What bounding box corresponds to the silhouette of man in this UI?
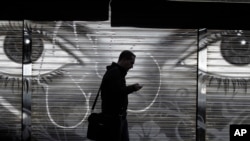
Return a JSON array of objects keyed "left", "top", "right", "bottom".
[{"left": 99, "top": 50, "right": 143, "bottom": 141}]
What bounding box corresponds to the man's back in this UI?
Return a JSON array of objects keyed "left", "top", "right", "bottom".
[{"left": 101, "top": 62, "right": 128, "bottom": 115}]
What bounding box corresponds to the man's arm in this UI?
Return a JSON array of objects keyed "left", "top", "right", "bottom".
[{"left": 123, "top": 83, "right": 143, "bottom": 95}]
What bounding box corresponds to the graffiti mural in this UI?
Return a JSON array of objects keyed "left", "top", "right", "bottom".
[
  {"left": 198, "top": 30, "right": 250, "bottom": 141},
  {"left": 0, "top": 20, "right": 249, "bottom": 141}
]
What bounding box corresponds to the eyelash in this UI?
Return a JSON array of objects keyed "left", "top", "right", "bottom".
[
  {"left": 198, "top": 30, "right": 249, "bottom": 94},
  {"left": 199, "top": 72, "right": 249, "bottom": 95},
  {"left": 0, "top": 21, "right": 70, "bottom": 89}
]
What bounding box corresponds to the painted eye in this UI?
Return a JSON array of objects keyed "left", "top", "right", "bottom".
[
  {"left": 0, "top": 21, "right": 90, "bottom": 82},
  {"left": 177, "top": 30, "right": 250, "bottom": 92},
  {"left": 220, "top": 31, "right": 250, "bottom": 66},
  {"left": 178, "top": 30, "right": 250, "bottom": 78},
  {"left": 3, "top": 30, "right": 44, "bottom": 64}
]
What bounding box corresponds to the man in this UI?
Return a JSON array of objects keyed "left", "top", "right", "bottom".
[{"left": 99, "top": 50, "right": 143, "bottom": 141}]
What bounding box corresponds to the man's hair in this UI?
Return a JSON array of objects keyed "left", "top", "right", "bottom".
[{"left": 118, "top": 50, "right": 136, "bottom": 62}]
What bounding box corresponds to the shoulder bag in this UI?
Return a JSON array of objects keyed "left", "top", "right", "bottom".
[{"left": 87, "top": 85, "right": 105, "bottom": 140}]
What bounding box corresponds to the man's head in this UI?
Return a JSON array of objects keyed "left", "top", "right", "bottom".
[{"left": 118, "top": 50, "right": 136, "bottom": 71}]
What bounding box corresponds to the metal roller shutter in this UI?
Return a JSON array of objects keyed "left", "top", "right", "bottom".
[
  {"left": 0, "top": 20, "right": 249, "bottom": 141},
  {"left": 28, "top": 20, "right": 197, "bottom": 140},
  {"left": 0, "top": 21, "right": 22, "bottom": 140},
  {"left": 198, "top": 29, "right": 250, "bottom": 141}
]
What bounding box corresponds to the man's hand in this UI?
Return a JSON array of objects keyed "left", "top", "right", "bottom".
[{"left": 133, "top": 83, "right": 143, "bottom": 91}]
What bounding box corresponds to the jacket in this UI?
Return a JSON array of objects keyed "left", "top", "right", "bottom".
[{"left": 100, "top": 62, "right": 135, "bottom": 115}]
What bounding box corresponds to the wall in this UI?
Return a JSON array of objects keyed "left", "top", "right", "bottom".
[{"left": 0, "top": 20, "right": 249, "bottom": 141}]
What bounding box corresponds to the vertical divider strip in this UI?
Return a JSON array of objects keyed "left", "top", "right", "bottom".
[
  {"left": 22, "top": 20, "right": 32, "bottom": 141},
  {"left": 197, "top": 28, "right": 207, "bottom": 141}
]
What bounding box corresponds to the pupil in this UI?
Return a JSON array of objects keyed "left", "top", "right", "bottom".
[
  {"left": 220, "top": 33, "right": 250, "bottom": 66},
  {"left": 4, "top": 32, "right": 44, "bottom": 64}
]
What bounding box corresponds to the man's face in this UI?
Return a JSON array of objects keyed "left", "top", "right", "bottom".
[{"left": 125, "top": 56, "right": 135, "bottom": 71}]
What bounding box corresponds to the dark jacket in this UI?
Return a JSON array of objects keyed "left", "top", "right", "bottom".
[{"left": 101, "top": 62, "right": 135, "bottom": 115}]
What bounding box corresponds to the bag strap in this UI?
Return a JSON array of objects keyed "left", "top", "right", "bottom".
[{"left": 91, "top": 84, "right": 101, "bottom": 112}]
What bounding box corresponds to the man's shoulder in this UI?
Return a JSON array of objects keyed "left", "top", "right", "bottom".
[
  {"left": 107, "top": 66, "right": 120, "bottom": 74},
  {"left": 104, "top": 66, "right": 121, "bottom": 78}
]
